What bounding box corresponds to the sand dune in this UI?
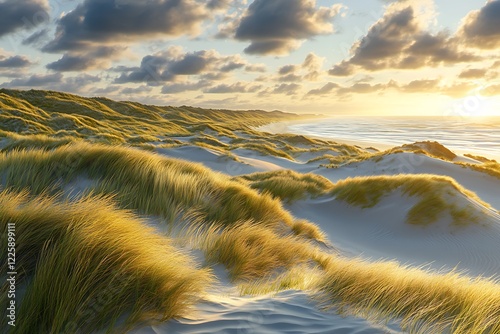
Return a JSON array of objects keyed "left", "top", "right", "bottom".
[
  {"left": 133, "top": 291, "right": 402, "bottom": 334},
  {"left": 1, "top": 90, "right": 499, "bottom": 333}
]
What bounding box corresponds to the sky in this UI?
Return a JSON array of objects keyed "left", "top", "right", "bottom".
[{"left": 0, "top": 0, "right": 499, "bottom": 116}]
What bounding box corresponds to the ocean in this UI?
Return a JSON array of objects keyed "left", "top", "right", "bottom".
[{"left": 280, "top": 116, "right": 500, "bottom": 161}]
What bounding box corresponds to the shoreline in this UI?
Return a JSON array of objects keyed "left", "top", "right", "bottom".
[
  {"left": 257, "top": 118, "right": 500, "bottom": 160},
  {"left": 257, "top": 119, "right": 397, "bottom": 151}
]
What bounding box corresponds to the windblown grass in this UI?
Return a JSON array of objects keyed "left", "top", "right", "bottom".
[
  {"left": 459, "top": 161, "right": 500, "bottom": 180},
  {"left": 2, "top": 88, "right": 500, "bottom": 334},
  {"left": 0, "top": 143, "right": 325, "bottom": 240},
  {"left": 234, "top": 170, "right": 333, "bottom": 202},
  {"left": 0, "top": 89, "right": 301, "bottom": 146},
  {"left": 190, "top": 222, "right": 317, "bottom": 281},
  {"left": 0, "top": 190, "right": 211, "bottom": 333},
  {"left": 315, "top": 255, "right": 500, "bottom": 334},
  {"left": 330, "top": 174, "right": 491, "bottom": 226},
  {"left": 0, "top": 132, "right": 75, "bottom": 151}
]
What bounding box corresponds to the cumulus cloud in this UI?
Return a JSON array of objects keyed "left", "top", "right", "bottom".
[
  {"left": 231, "top": 0, "right": 344, "bottom": 55},
  {"left": 0, "top": 54, "right": 31, "bottom": 68},
  {"left": 161, "top": 80, "right": 211, "bottom": 94},
  {"left": 0, "top": 0, "right": 49, "bottom": 37},
  {"left": 245, "top": 64, "right": 267, "bottom": 73},
  {"left": 115, "top": 48, "right": 250, "bottom": 85},
  {"left": 272, "top": 83, "right": 301, "bottom": 95},
  {"left": 1, "top": 72, "right": 103, "bottom": 95},
  {"left": 3, "top": 73, "right": 62, "bottom": 87},
  {"left": 459, "top": 0, "right": 500, "bottom": 49},
  {"left": 329, "top": 3, "right": 478, "bottom": 75},
  {"left": 306, "top": 82, "right": 339, "bottom": 95},
  {"left": 44, "top": 0, "right": 214, "bottom": 52},
  {"left": 204, "top": 82, "right": 262, "bottom": 94},
  {"left": 46, "top": 46, "right": 125, "bottom": 72},
  {"left": 304, "top": 78, "right": 487, "bottom": 98},
  {"left": 121, "top": 85, "right": 153, "bottom": 95},
  {"left": 399, "top": 79, "right": 439, "bottom": 92},
  {"left": 458, "top": 68, "right": 488, "bottom": 79},
  {"left": 275, "top": 53, "right": 325, "bottom": 83}
]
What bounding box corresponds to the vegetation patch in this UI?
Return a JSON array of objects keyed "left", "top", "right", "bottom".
[
  {"left": 0, "top": 191, "right": 211, "bottom": 333},
  {"left": 234, "top": 170, "right": 333, "bottom": 203},
  {"left": 330, "top": 174, "right": 491, "bottom": 226},
  {"left": 315, "top": 255, "right": 500, "bottom": 334}
]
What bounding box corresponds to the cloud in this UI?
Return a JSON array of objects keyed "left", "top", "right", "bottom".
[
  {"left": 275, "top": 53, "right": 325, "bottom": 83},
  {"left": 399, "top": 79, "right": 439, "bottom": 92},
  {"left": 439, "top": 82, "right": 476, "bottom": 98},
  {"left": 0, "top": 55, "right": 31, "bottom": 68},
  {"left": 329, "top": 4, "right": 478, "bottom": 75},
  {"left": 245, "top": 64, "right": 267, "bottom": 72},
  {"left": 458, "top": 68, "right": 488, "bottom": 79},
  {"left": 1, "top": 73, "right": 101, "bottom": 95},
  {"left": 0, "top": 0, "right": 49, "bottom": 37},
  {"left": 481, "top": 84, "right": 500, "bottom": 97},
  {"left": 3, "top": 73, "right": 63, "bottom": 87},
  {"left": 161, "top": 80, "right": 211, "bottom": 94},
  {"left": 115, "top": 48, "right": 250, "bottom": 85},
  {"left": 304, "top": 78, "right": 485, "bottom": 98},
  {"left": 272, "top": 83, "right": 301, "bottom": 95},
  {"left": 278, "top": 65, "right": 298, "bottom": 75},
  {"left": 232, "top": 0, "right": 344, "bottom": 55},
  {"left": 204, "top": 82, "right": 262, "bottom": 94},
  {"left": 43, "top": 0, "right": 213, "bottom": 52},
  {"left": 121, "top": 85, "right": 153, "bottom": 95},
  {"left": 306, "top": 82, "right": 339, "bottom": 95},
  {"left": 459, "top": 0, "right": 500, "bottom": 49},
  {"left": 46, "top": 47, "right": 124, "bottom": 72},
  {"left": 206, "top": 0, "right": 233, "bottom": 10}
]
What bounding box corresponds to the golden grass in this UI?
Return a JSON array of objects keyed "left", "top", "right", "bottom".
[
  {"left": 2, "top": 88, "right": 500, "bottom": 333},
  {"left": 189, "top": 222, "right": 317, "bottom": 281},
  {"left": 234, "top": 170, "right": 333, "bottom": 202},
  {"left": 463, "top": 154, "right": 497, "bottom": 163},
  {"left": 0, "top": 143, "right": 328, "bottom": 241},
  {"left": 0, "top": 88, "right": 301, "bottom": 146},
  {"left": 0, "top": 190, "right": 212, "bottom": 333},
  {"left": 330, "top": 174, "right": 491, "bottom": 226},
  {"left": 315, "top": 255, "right": 500, "bottom": 334},
  {"left": 459, "top": 161, "right": 500, "bottom": 180}
]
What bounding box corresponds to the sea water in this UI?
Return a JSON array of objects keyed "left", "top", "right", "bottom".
[{"left": 285, "top": 116, "right": 500, "bottom": 160}]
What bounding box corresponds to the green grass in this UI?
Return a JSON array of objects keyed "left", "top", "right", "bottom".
[{"left": 0, "top": 190, "right": 212, "bottom": 333}]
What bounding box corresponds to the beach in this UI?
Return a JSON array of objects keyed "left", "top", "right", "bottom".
[{"left": 1, "top": 90, "right": 499, "bottom": 334}]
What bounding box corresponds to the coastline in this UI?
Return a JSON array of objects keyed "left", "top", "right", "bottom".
[
  {"left": 257, "top": 118, "right": 500, "bottom": 160},
  {"left": 257, "top": 119, "right": 398, "bottom": 151}
]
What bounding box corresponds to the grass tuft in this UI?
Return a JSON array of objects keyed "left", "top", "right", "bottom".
[{"left": 0, "top": 190, "right": 212, "bottom": 333}]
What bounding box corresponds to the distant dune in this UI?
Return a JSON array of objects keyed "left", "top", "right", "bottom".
[{"left": 1, "top": 89, "right": 499, "bottom": 334}]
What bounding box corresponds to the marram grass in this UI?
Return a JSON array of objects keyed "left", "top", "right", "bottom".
[
  {"left": 0, "top": 142, "right": 323, "bottom": 240},
  {"left": 188, "top": 222, "right": 318, "bottom": 281},
  {"left": 330, "top": 174, "right": 492, "bottom": 226},
  {"left": 234, "top": 170, "right": 333, "bottom": 203},
  {"left": 1, "top": 89, "right": 500, "bottom": 333},
  {"left": 0, "top": 190, "right": 212, "bottom": 333},
  {"left": 314, "top": 255, "right": 500, "bottom": 334}
]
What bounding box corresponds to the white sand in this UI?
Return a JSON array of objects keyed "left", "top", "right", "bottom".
[
  {"left": 136, "top": 135, "right": 499, "bottom": 333},
  {"left": 37, "top": 135, "right": 498, "bottom": 333}
]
